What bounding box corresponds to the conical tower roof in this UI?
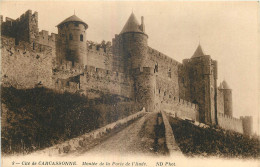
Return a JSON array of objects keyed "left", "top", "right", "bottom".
[
  {"left": 222, "top": 80, "right": 231, "bottom": 89},
  {"left": 57, "top": 15, "right": 88, "bottom": 29},
  {"left": 191, "top": 44, "right": 205, "bottom": 58},
  {"left": 120, "top": 13, "right": 143, "bottom": 34}
]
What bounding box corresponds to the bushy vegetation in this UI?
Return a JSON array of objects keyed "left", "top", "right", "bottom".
[
  {"left": 1, "top": 87, "right": 140, "bottom": 154},
  {"left": 169, "top": 117, "right": 260, "bottom": 158}
]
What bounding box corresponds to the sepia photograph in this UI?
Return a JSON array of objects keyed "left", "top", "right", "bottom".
[{"left": 1, "top": 1, "right": 259, "bottom": 167}]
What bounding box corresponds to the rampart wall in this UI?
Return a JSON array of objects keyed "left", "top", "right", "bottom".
[
  {"left": 55, "top": 78, "right": 80, "bottom": 94},
  {"left": 1, "top": 36, "right": 53, "bottom": 89},
  {"left": 217, "top": 113, "right": 243, "bottom": 134},
  {"left": 54, "top": 65, "right": 134, "bottom": 99},
  {"left": 147, "top": 47, "right": 180, "bottom": 98},
  {"left": 37, "top": 30, "right": 57, "bottom": 47},
  {"left": 217, "top": 89, "right": 225, "bottom": 114},
  {"left": 80, "top": 65, "right": 133, "bottom": 99},
  {"left": 1, "top": 10, "right": 38, "bottom": 43},
  {"left": 160, "top": 96, "right": 199, "bottom": 121},
  {"left": 86, "top": 46, "right": 112, "bottom": 70}
]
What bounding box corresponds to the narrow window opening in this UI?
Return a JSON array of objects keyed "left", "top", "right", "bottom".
[
  {"left": 80, "top": 34, "right": 83, "bottom": 41},
  {"left": 69, "top": 34, "right": 73, "bottom": 40},
  {"left": 168, "top": 68, "right": 171, "bottom": 78}
]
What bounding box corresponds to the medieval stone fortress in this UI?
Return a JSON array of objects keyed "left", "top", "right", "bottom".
[{"left": 1, "top": 9, "right": 253, "bottom": 137}]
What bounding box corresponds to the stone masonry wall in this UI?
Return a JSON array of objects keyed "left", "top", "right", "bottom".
[
  {"left": 217, "top": 89, "right": 225, "bottom": 114},
  {"left": 78, "top": 65, "right": 133, "bottom": 99},
  {"left": 86, "top": 46, "right": 112, "bottom": 70},
  {"left": 240, "top": 116, "right": 253, "bottom": 136},
  {"left": 121, "top": 33, "right": 148, "bottom": 70},
  {"left": 37, "top": 30, "right": 57, "bottom": 47},
  {"left": 133, "top": 67, "right": 156, "bottom": 112},
  {"left": 1, "top": 10, "right": 39, "bottom": 44},
  {"left": 217, "top": 113, "right": 243, "bottom": 134},
  {"left": 1, "top": 36, "right": 53, "bottom": 89},
  {"left": 179, "top": 56, "right": 217, "bottom": 124},
  {"left": 161, "top": 111, "right": 182, "bottom": 156},
  {"left": 112, "top": 34, "right": 125, "bottom": 73},
  {"left": 147, "top": 47, "right": 180, "bottom": 98},
  {"left": 161, "top": 98, "right": 199, "bottom": 121}
]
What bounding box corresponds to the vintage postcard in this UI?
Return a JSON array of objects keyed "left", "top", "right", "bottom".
[{"left": 1, "top": 1, "right": 259, "bottom": 167}]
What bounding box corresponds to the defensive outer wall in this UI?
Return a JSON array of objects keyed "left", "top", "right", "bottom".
[{"left": 0, "top": 10, "right": 253, "bottom": 136}]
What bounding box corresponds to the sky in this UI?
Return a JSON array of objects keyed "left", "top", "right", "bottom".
[{"left": 0, "top": 1, "right": 259, "bottom": 134}]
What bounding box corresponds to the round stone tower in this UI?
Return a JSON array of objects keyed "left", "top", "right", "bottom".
[
  {"left": 240, "top": 116, "right": 253, "bottom": 136},
  {"left": 120, "top": 13, "right": 148, "bottom": 70},
  {"left": 57, "top": 15, "right": 88, "bottom": 69},
  {"left": 133, "top": 67, "right": 156, "bottom": 112},
  {"left": 120, "top": 13, "right": 155, "bottom": 112},
  {"left": 222, "top": 80, "right": 233, "bottom": 117}
]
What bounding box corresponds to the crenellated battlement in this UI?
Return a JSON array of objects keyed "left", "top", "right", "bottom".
[
  {"left": 240, "top": 116, "right": 253, "bottom": 120},
  {"left": 217, "top": 113, "right": 241, "bottom": 122},
  {"left": 217, "top": 112, "right": 243, "bottom": 133},
  {"left": 148, "top": 47, "right": 180, "bottom": 66},
  {"left": 1, "top": 36, "right": 52, "bottom": 55},
  {"left": 87, "top": 40, "right": 112, "bottom": 53},
  {"left": 171, "top": 97, "right": 198, "bottom": 109},
  {"left": 157, "top": 87, "right": 198, "bottom": 110},
  {"left": 1, "top": 36, "right": 53, "bottom": 89},
  {"left": 87, "top": 46, "right": 111, "bottom": 56},
  {"left": 37, "top": 30, "right": 57, "bottom": 46},
  {"left": 83, "top": 65, "right": 130, "bottom": 84},
  {"left": 1, "top": 10, "right": 39, "bottom": 43},
  {"left": 1, "top": 9, "right": 58, "bottom": 49},
  {"left": 1, "top": 9, "right": 253, "bottom": 136},
  {"left": 1, "top": 10, "right": 37, "bottom": 24}
]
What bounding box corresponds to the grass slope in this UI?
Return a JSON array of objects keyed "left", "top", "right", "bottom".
[
  {"left": 1, "top": 86, "right": 139, "bottom": 154},
  {"left": 169, "top": 117, "right": 260, "bottom": 158}
]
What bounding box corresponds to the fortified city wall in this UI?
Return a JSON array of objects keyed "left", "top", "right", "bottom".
[
  {"left": 54, "top": 65, "right": 133, "bottom": 99},
  {"left": 0, "top": 9, "right": 253, "bottom": 136},
  {"left": 217, "top": 113, "right": 243, "bottom": 134},
  {"left": 1, "top": 36, "right": 53, "bottom": 89}
]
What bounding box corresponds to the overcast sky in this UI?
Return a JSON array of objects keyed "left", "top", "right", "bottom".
[{"left": 1, "top": 1, "right": 259, "bottom": 134}]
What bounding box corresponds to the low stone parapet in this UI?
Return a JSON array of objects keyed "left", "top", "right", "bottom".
[{"left": 161, "top": 111, "right": 182, "bottom": 157}]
